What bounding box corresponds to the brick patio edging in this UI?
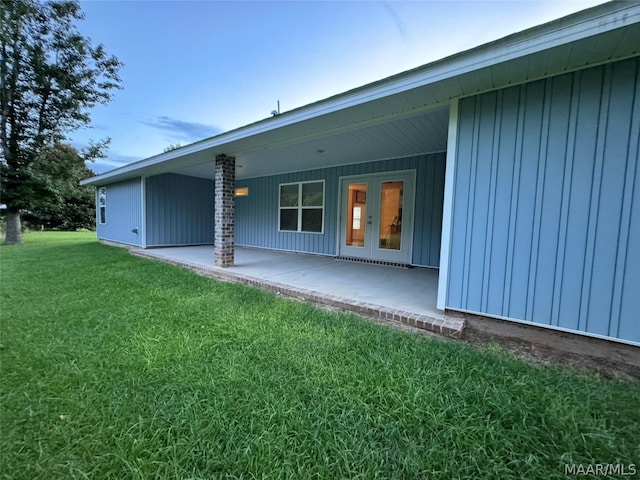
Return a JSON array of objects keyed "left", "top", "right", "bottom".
[{"left": 130, "top": 249, "right": 465, "bottom": 339}]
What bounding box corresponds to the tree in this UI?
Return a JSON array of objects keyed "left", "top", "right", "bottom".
[
  {"left": 163, "top": 143, "right": 182, "bottom": 153},
  {"left": 0, "top": 0, "right": 122, "bottom": 244},
  {"left": 21, "top": 143, "right": 98, "bottom": 231}
]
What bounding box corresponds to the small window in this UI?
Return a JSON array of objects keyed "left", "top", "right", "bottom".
[
  {"left": 279, "top": 181, "right": 324, "bottom": 233},
  {"left": 98, "top": 187, "right": 106, "bottom": 224}
]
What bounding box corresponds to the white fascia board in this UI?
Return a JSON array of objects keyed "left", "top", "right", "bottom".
[{"left": 81, "top": 2, "right": 639, "bottom": 188}]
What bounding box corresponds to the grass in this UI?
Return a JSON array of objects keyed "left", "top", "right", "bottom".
[{"left": 1, "top": 232, "right": 639, "bottom": 479}]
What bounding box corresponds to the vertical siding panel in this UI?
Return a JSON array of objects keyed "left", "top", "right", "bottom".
[
  {"left": 551, "top": 72, "right": 580, "bottom": 327},
  {"left": 425, "top": 155, "right": 435, "bottom": 266},
  {"left": 152, "top": 185, "right": 158, "bottom": 243},
  {"left": 488, "top": 87, "right": 518, "bottom": 314},
  {"left": 460, "top": 103, "right": 477, "bottom": 307},
  {"left": 246, "top": 177, "right": 252, "bottom": 246},
  {"left": 532, "top": 75, "right": 572, "bottom": 324},
  {"left": 558, "top": 68, "right": 602, "bottom": 330},
  {"left": 448, "top": 98, "right": 476, "bottom": 307},
  {"left": 579, "top": 65, "right": 611, "bottom": 335},
  {"left": 471, "top": 93, "right": 498, "bottom": 311},
  {"left": 413, "top": 157, "right": 426, "bottom": 265},
  {"left": 424, "top": 156, "right": 435, "bottom": 266},
  {"left": 591, "top": 60, "right": 638, "bottom": 337},
  {"left": 510, "top": 81, "right": 545, "bottom": 320},
  {"left": 503, "top": 86, "right": 525, "bottom": 316},
  {"left": 327, "top": 167, "right": 338, "bottom": 254},
  {"left": 618, "top": 124, "right": 640, "bottom": 342},
  {"left": 525, "top": 78, "right": 552, "bottom": 322},
  {"left": 481, "top": 91, "right": 502, "bottom": 312},
  {"left": 253, "top": 176, "right": 261, "bottom": 247},
  {"left": 266, "top": 176, "right": 273, "bottom": 248},
  {"left": 430, "top": 153, "right": 446, "bottom": 266},
  {"left": 145, "top": 184, "right": 151, "bottom": 242},
  {"left": 146, "top": 174, "right": 214, "bottom": 246},
  {"left": 613, "top": 60, "right": 640, "bottom": 342},
  {"left": 419, "top": 156, "right": 432, "bottom": 265},
  {"left": 463, "top": 95, "right": 487, "bottom": 310},
  {"left": 258, "top": 177, "right": 265, "bottom": 248},
  {"left": 448, "top": 57, "right": 639, "bottom": 343}
]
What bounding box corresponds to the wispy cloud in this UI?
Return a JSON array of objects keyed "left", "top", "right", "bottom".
[
  {"left": 143, "top": 116, "right": 222, "bottom": 143},
  {"left": 382, "top": 2, "right": 407, "bottom": 39},
  {"left": 88, "top": 154, "right": 141, "bottom": 174}
]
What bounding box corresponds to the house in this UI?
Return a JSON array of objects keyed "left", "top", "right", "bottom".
[{"left": 81, "top": 2, "right": 640, "bottom": 347}]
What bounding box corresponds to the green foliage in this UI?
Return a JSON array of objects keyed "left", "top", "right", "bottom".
[
  {"left": 21, "top": 143, "right": 96, "bottom": 230},
  {"left": 1, "top": 233, "right": 639, "bottom": 479},
  {"left": 23, "top": 197, "right": 95, "bottom": 231},
  {"left": 0, "top": 0, "right": 122, "bottom": 242},
  {"left": 163, "top": 143, "right": 182, "bottom": 152}
]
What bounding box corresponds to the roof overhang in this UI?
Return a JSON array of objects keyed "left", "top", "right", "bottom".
[{"left": 82, "top": 1, "right": 640, "bottom": 186}]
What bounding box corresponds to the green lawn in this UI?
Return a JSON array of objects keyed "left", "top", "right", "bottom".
[{"left": 1, "top": 232, "right": 638, "bottom": 479}]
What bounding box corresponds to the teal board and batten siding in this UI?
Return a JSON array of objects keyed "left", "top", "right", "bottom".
[
  {"left": 447, "top": 57, "right": 640, "bottom": 344},
  {"left": 235, "top": 153, "right": 446, "bottom": 267},
  {"left": 97, "top": 178, "right": 143, "bottom": 246},
  {"left": 145, "top": 173, "right": 214, "bottom": 246}
]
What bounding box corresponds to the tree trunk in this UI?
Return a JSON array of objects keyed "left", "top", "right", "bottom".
[{"left": 4, "top": 208, "right": 23, "bottom": 245}]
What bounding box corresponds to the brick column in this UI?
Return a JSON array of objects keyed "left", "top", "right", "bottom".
[{"left": 214, "top": 154, "right": 235, "bottom": 267}]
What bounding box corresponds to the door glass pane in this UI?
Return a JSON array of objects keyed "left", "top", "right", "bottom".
[
  {"left": 379, "top": 181, "right": 403, "bottom": 250},
  {"left": 346, "top": 183, "right": 367, "bottom": 247}
]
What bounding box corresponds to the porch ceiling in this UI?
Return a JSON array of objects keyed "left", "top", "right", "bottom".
[{"left": 171, "top": 105, "right": 450, "bottom": 180}]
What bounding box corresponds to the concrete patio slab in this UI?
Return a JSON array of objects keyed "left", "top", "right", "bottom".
[{"left": 129, "top": 245, "right": 465, "bottom": 338}]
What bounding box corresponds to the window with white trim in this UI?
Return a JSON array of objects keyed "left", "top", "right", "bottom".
[
  {"left": 279, "top": 180, "right": 324, "bottom": 233},
  {"left": 98, "top": 187, "right": 106, "bottom": 224}
]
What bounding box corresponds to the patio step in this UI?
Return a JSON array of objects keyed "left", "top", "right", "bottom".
[{"left": 130, "top": 249, "right": 465, "bottom": 339}]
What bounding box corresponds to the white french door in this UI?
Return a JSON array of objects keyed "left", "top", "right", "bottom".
[{"left": 338, "top": 170, "right": 415, "bottom": 263}]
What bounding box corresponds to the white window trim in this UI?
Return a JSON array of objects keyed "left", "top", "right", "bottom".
[
  {"left": 278, "top": 180, "right": 325, "bottom": 234},
  {"left": 98, "top": 187, "right": 107, "bottom": 225}
]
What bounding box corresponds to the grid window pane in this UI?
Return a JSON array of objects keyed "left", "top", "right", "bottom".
[
  {"left": 279, "top": 181, "right": 323, "bottom": 233},
  {"left": 98, "top": 187, "right": 106, "bottom": 224},
  {"left": 280, "top": 184, "right": 299, "bottom": 207},
  {"left": 301, "top": 209, "right": 322, "bottom": 233},
  {"left": 279, "top": 209, "right": 298, "bottom": 231},
  {"left": 302, "top": 182, "right": 323, "bottom": 206}
]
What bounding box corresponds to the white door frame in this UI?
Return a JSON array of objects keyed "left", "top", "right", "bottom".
[{"left": 337, "top": 169, "right": 416, "bottom": 264}]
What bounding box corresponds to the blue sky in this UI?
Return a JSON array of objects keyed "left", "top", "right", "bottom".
[{"left": 73, "top": 0, "right": 608, "bottom": 173}]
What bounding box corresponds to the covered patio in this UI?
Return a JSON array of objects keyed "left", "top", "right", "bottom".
[{"left": 130, "top": 246, "right": 465, "bottom": 338}]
